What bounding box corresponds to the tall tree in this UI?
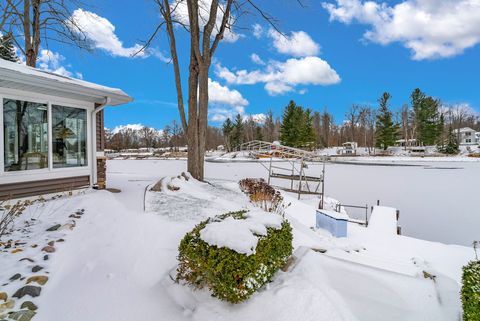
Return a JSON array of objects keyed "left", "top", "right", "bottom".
[
  {"left": 0, "top": 33, "right": 18, "bottom": 62},
  {"left": 231, "top": 113, "right": 244, "bottom": 148},
  {"left": 410, "top": 88, "right": 442, "bottom": 146},
  {"left": 375, "top": 92, "right": 398, "bottom": 150},
  {"left": 142, "top": 0, "right": 281, "bottom": 180},
  {"left": 222, "top": 117, "right": 234, "bottom": 152},
  {"left": 263, "top": 110, "right": 275, "bottom": 142},
  {"left": 1, "top": 0, "right": 87, "bottom": 67}
]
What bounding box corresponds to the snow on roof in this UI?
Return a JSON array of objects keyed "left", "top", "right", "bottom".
[
  {"left": 0, "top": 59, "right": 132, "bottom": 106},
  {"left": 456, "top": 127, "right": 476, "bottom": 133},
  {"left": 199, "top": 212, "right": 283, "bottom": 255}
]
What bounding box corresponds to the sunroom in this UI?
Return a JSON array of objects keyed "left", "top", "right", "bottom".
[{"left": 0, "top": 59, "right": 132, "bottom": 200}]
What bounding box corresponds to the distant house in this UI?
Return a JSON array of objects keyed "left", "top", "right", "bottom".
[
  {"left": 455, "top": 127, "right": 479, "bottom": 145},
  {"left": 340, "top": 142, "right": 357, "bottom": 155},
  {"left": 0, "top": 59, "right": 132, "bottom": 200},
  {"left": 395, "top": 139, "right": 419, "bottom": 148}
]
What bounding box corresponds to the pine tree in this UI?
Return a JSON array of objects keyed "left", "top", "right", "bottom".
[
  {"left": 222, "top": 118, "right": 234, "bottom": 152},
  {"left": 411, "top": 88, "right": 442, "bottom": 146},
  {"left": 280, "top": 101, "right": 297, "bottom": 147},
  {"left": 231, "top": 114, "right": 244, "bottom": 148},
  {"left": 0, "top": 33, "right": 19, "bottom": 63},
  {"left": 439, "top": 126, "right": 459, "bottom": 155},
  {"left": 299, "top": 108, "right": 315, "bottom": 149},
  {"left": 375, "top": 92, "right": 398, "bottom": 150}
]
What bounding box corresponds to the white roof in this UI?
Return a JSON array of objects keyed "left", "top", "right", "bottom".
[
  {"left": 456, "top": 127, "right": 476, "bottom": 133},
  {"left": 0, "top": 59, "right": 132, "bottom": 106}
]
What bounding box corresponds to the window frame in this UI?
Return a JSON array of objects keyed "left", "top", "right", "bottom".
[{"left": 0, "top": 90, "right": 92, "bottom": 178}]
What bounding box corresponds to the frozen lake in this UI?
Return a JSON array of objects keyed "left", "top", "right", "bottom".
[{"left": 108, "top": 159, "right": 480, "bottom": 246}]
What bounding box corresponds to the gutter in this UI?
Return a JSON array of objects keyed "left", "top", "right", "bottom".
[{"left": 91, "top": 97, "right": 111, "bottom": 188}]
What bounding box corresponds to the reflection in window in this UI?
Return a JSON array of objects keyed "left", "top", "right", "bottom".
[
  {"left": 52, "top": 105, "right": 87, "bottom": 168},
  {"left": 3, "top": 99, "right": 48, "bottom": 171}
]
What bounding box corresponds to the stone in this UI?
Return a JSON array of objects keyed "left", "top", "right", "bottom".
[
  {"left": 7, "top": 309, "right": 36, "bottom": 321},
  {"left": 59, "top": 222, "right": 75, "bottom": 231},
  {"left": 41, "top": 246, "right": 55, "bottom": 253},
  {"left": 47, "top": 241, "right": 54, "bottom": 247},
  {"left": 19, "top": 258, "right": 34, "bottom": 263},
  {"left": 43, "top": 255, "right": 48, "bottom": 261},
  {"left": 56, "top": 239, "right": 65, "bottom": 242},
  {"left": 9, "top": 274, "right": 21, "bottom": 281},
  {"left": 0, "top": 293, "right": 6, "bottom": 302},
  {"left": 30, "top": 245, "right": 37, "bottom": 248},
  {"left": 46, "top": 224, "right": 61, "bottom": 232},
  {"left": 11, "top": 249, "right": 23, "bottom": 254},
  {"left": 26, "top": 276, "right": 48, "bottom": 286},
  {"left": 0, "top": 299, "right": 15, "bottom": 311},
  {"left": 31, "top": 266, "right": 43, "bottom": 273},
  {"left": 12, "top": 286, "right": 41, "bottom": 299},
  {"left": 20, "top": 301, "right": 37, "bottom": 311}
]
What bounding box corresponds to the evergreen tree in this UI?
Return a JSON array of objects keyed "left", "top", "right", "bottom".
[
  {"left": 222, "top": 118, "right": 234, "bottom": 152},
  {"left": 0, "top": 33, "right": 19, "bottom": 63},
  {"left": 299, "top": 108, "right": 315, "bottom": 149},
  {"left": 254, "top": 126, "right": 263, "bottom": 141},
  {"left": 439, "top": 125, "right": 459, "bottom": 155},
  {"left": 231, "top": 114, "right": 244, "bottom": 148},
  {"left": 375, "top": 92, "right": 398, "bottom": 150},
  {"left": 280, "top": 100, "right": 297, "bottom": 146},
  {"left": 411, "top": 88, "right": 442, "bottom": 146}
]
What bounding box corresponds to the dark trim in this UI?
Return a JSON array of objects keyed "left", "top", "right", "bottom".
[
  {"left": 0, "top": 175, "right": 90, "bottom": 200},
  {"left": 96, "top": 108, "right": 105, "bottom": 151}
]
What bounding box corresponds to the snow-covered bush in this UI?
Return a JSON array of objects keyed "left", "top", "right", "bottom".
[
  {"left": 239, "top": 178, "right": 286, "bottom": 214},
  {"left": 176, "top": 210, "right": 293, "bottom": 303},
  {"left": 461, "top": 260, "right": 480, "bottom": 320}
]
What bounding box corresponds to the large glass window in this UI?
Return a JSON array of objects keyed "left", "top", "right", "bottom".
[
  {"left": 52, "top": 105, "right": 87, "bottom": 168},
  {"left": 3, "top": 99, "right": 48, "bottom": 171}
]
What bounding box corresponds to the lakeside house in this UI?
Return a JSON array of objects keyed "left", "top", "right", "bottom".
[
  {"left": 455, "top": 127, "right": 479, "bottom": 146},
  {"left": 0, "top": 59, "right": 132, "bottom": 200}
]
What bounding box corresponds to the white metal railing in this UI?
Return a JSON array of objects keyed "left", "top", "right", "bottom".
[{"left": 235, "top": 140, "right": 326, "bottom": 161}]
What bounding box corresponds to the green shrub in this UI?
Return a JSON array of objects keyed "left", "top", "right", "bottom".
[
  {"left": 176, "top": 210, "right": 293, "bottom": 303},
  {"left": 461, "top": 260, "right": 480, "bottom": 321}
]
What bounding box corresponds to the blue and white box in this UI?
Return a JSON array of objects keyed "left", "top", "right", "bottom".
[{"left": 316, "top": 209, "right": 348, "bottom": 237}]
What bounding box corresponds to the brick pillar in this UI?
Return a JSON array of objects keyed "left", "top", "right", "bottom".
[{"left": 96, "top": 156, "right": 107, "bottom": 189}]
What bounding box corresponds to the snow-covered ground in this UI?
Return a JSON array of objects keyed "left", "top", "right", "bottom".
[{"left": 1, "top": 159, "right": 477, "bottom": 321}]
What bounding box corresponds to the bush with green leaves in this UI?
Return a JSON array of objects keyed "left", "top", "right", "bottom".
[
  {"left": 176, "top": 210, "right": 293, "bottom": 303},
  {"left": 461, "top": 259, "right": 480, "bottom": 320}
]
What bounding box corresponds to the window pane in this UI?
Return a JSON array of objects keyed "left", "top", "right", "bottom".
[
  {"left": 52, "top": 105, "right": 87, "bottom": 168},
  {"left": 3, "top": 99, "right": 48, "bottom": 172}
]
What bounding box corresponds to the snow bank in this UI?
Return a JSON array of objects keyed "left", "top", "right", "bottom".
[{"left": 200, "top": 212, "right": 283, "bottom": 255}]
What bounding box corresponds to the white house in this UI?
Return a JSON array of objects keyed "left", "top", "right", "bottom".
[
  {"left": 0, "top": 59, "right": 132, "bottom": 200},
  {"left": 455, "top": 127, "right": 479, "bottom": 145}
]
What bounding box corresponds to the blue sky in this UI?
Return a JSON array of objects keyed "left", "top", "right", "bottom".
[{"left": 40, "top": 0, "right": 480, "bottom": 130}]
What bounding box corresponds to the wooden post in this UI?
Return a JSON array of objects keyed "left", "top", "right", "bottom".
[
  {"left": 290, "top": 161, "right": 295, "bottom": 190},
  {"left": 267, "top": 155, "right": 273, "bottom": 185},
  {"left": 320, "top": 160, "right": 326, "bottom": 209},
  {"left": 297, "top": 158, "right": 303, "bottom": 200}
]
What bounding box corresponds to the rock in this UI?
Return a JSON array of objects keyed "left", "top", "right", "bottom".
[
  {"left": 30, "top": 245, "right": 37, "bottom": 248},
  {"left": 11, "top": 249, "right": 23, "bottom": 254},
  {"left": 7, "top": 309, "right": 36, "bottom": 321},
  {"left": 47, "top": 241, "right": 55, "bottom": 247},
  {"left": 31, "top": 266, "right": 43, "bottom": 273},
  {"left": 41, "top": 246, "right": 55, "bottom": 253},
  {"left": 56, "top": 239, "right": 65, "bottom": 242},
  {"left": 46, "top": 224, "right": 61, "bottom": 232},
  {"left": 26, "top": 276, "right": 48, "bottom": 286},
  {"left": 9, "top": 274, "right": 21, "bottom": 281},
  {"left": 0, "top": 293, "right": 6, "bottom": 302},
  {"left": 43, "top": 255, "right": 48, "bottom": 261},
  {"left": 59, "top": 222, "right": 75, "bottom": 230},
  {"left": 20, "top": 301, "right": 37, "bottom": 311},
  {"left": 12, "top": 286, "right": 41, "bottom": 299},
  {"left": 19, "top": 258, "right": 34, "bottom": 263},
  {"left": 0, "top": 299, "right": 15, "bottom": 311}
]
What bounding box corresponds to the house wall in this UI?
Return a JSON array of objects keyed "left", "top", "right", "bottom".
[{"left": 0, "top": 87, "right": 95, "bottom": 198}]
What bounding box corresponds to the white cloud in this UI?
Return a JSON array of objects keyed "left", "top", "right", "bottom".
[
  {"left": 36, "top": 49, "right": 82, "bottom": 78},
  {"left": 216, "top": 56, "right": 340, "bottom": 95},
  {"left": 268, "top": 29, "right": 320, "bottom": 57},
  {"left": 111, "top": 124, "right": 145, "bottom": 134},
  {"left": 208, "top": 78, "right": 248, "bottom": 106},
  {"left": 250, "top": 53, "right": 265, "bottom": 65},
  {"left": 208, "top": 79, "right": 249, "bottom": 122},
  {"left": 322, "top": 0, "right": 480, "bottom": 60},
  {"left": 252, "top": 24, "right": 264, "bottom": 39},
  {"left": 68, "top": 9, "right": 145, "bottom": 57},
  {"left": 170, "top": 0, "right": 241, "bottom": 43}
]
